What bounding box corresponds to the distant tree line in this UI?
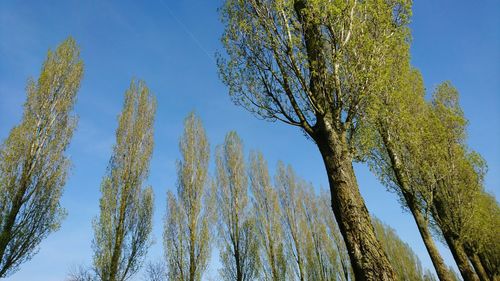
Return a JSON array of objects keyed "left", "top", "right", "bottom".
[{"left": 1, "top": 0, "right": 499, "bottom": 280}]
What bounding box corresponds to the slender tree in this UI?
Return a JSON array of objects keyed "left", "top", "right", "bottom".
[
  {"left": 316, "top": 191, "right": 352, "bottom": 281},
  {"left": 215, "top": 132, "right": 259, "bottom": 281},
  {"left": 218, "top": 1, "right": 413, "bottom": 278},
  {"left": 275, "top": 163, "right": 309, "bottom": 281},
  {"left": 426, "top": 83, "right": 484, "bottom": 281},
  {"left": 0, "top": 37, "right": 83, "bottom": 277},
  {"left": 249, "top": 152, "right": 287, "bottom": 281},
  {"left": 301, "top": 187, "right": 347, "bottom": 281},
  {"left": 471, "top": 193, "right": 500, "bottom": 280},
  {"left": 163, "top": 113, "right": 212, "bottom": 281},
  {"left": 357, "top": 56, "right": 455, "bottom": 280},
  {"left": 92, "top": 80, "right": 156, "bottom": 281},
  {"left": 143, "top": 260, "right": 168, "bottom": 281},
  {"left": 372, "top": 217, "right": 430, "bottom": 281}
]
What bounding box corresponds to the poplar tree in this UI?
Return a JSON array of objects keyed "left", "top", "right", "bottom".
[
  {"left": 356, "top": 56, "right": 455, "bottom": 280},
  {"left": 249, "top": 152, "right": 287, "bottom": 281},
  {"left": 92, "top": 80, "right": 156, "bottom": 281},
  {"left": 218, "top": 1, "right": 412, "bottom": 278},
  {"left": 163, "top": 113, "right": 212, "bottom": 281},
  {"left": 316, "top": 192, "right": 351, "bottom": 281},
  {"left": 301, "top": 188, "right": 347, "bottom": 281},
  {"left": 466, "top": 192, "right": 500, "bottom": 280},
  {"left": 426, "top": 84, "right": 485, "bottom": 281},
  {"left": 275, "top": 163, "right": 308, "bottom": 281},
  {"left": 372, "top": 217, "right": 430, "bottom": 281},
  {"left": 215, "top": 132, "right": 259, "bottom": 281},
  {"left": 0, "top": 38, "right": 83, "bottom": 277}
]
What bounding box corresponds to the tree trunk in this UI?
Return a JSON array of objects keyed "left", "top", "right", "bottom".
[
  {"left": 478, "top": 253, "right": 498, "bottom": 281},
  {"left": 313, "top": 124, "right": 396, "bottom": 281},
  {"left": 407, "top": 200, "right": 454, "bottom": 281},
  {"left": 444, "top": 235, "right": 479, "bottom": 281},
  {"left": 379, "top": 127, "right": 454, "bottom": 281},
  {"left": 465, "top": 248, "right": 490, "bottom": 281}
]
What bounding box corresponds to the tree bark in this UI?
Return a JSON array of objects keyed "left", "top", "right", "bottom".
[
  {"left": 313, "top": 123, "right": 396, "bottom": 281},
  {"left": 444, "top": 235, "right": 480, "bottom": 281}
]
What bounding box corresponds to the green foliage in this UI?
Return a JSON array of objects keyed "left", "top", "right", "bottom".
[
  {"left": 216, "top": 132, "right": 259, "bottom": 281},
  {"left": 218, "top": 0, "right": 411, "bottom": 139},
  {"left": 249, "top": 152, "right": 287, "bottom": 281},
  {"left": 92, "top": 80, "right": 156, "bottom": 281},
  {"left": 372, "top": 218, "right": 430, "bottom": 281},
  {"left": 0, "top": 37, "right": 83, "bottom": 277},
  {"left": 163, "top": 113, "right": 212, "bottom": 281}
]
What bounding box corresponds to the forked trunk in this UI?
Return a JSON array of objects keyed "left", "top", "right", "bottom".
[
  {"left": 471, "top": 255, "right": 491, "bottom": 281},
  {"left": 444, "top": 234, "right": 479, "bottom": 281},
  {"left": 313, "top": 123, "right": 396, "bottom": 281},
  {"left": 465, "top": 247, "right": 491, "bottom": 281}
]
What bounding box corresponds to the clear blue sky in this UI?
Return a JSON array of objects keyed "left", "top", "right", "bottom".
[{"left": 0, "top": 1, "right": 498, "bottom": 280}]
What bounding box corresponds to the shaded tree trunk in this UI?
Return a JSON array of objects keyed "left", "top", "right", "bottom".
[
  {"left": 465, "top": 247, "right": 490, "bottom": 281},
  {"left": 478, "top": 253, "right": 498, "bottom": 281},
  {"left": 313, "top": 122, "right": 396, "bottom": 281},
  {"left": 380, "top": 128, "right": 454, "bottom": 281},
  {"left": 444, "top": 235, "right": 479, "bottom": 281},
  {"left": 406, "top": 198, "right": 453, "bottom": 281}
]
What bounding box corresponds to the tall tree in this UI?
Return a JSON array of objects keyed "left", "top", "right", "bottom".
[
  {"left": 163, "top": 113, "right": 212, "bottom": 281},
  {"left": 357, "top": 56, "right": 454, "bottom": 280},
  {"left": 215, "top": 132, "right": 259, "bottom": 281},
  {"left": 0, "top": 37, "right": 83, "bottom": 277},
  {"left": 425, "top": 83, "right": 484, "bottom": 281},
  {"left": 302, "top": 187, "right": 349, "bottom": 281},
  {"left": 275, "top": 163, "right": 308, "bottom": 281},
  {"left": 249, "top": 152, "right": 287, "bottom": 281},
  {"left": 316, "top": 191, "right": 352, "bottom": 281},
  {"left": 466, "top": 192, "right": 500, "bottom": 280},
  {"left": 218, "top": 1, "right": 412, "bottom": 279},
  {"left": 372, "top": 217, "right": 430, "bottom": 281},
  {"left": 92, "top": 80, "right": 156, "bottom": 281}
]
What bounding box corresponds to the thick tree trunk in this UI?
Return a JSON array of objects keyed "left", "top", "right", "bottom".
[
  {"left": 444, "top": 235, "right": 479, "bottom": 281},
  {"left": 313, "top": 124, "right": 396, "bottom": 281}
]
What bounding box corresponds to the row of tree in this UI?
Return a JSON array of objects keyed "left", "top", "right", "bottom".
[
  {"left": 216, "top": 0, "right": 499, "bottom": 280},
  {"left": 1, "top": 0, "right": 499, "bottom": 279},
  {"left": 0, "top": 38, "right": 455, "bottom": 280}
]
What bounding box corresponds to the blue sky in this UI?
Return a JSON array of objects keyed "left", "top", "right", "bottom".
[{"left": 0, "top": 1, "right": 498, "bottom": 280}]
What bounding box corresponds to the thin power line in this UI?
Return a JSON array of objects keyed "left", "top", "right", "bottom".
[{"left": 159, "top": 0, "right": 216, "bottom": 64}]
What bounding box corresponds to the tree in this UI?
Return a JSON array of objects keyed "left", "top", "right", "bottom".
[
  {"left": 218, "top": 1, "right": 412, "bottom": 279},
  {"left": 426, "top": 83, "right": 484, "bottom": 281},
  {"left": 143, "top": 260, "right": 167, "bottom": 281},
  {"left": 372, "top": 217, "right": 430, "bottom": 281},
  {"left": 0, "top": 37, "right": 83, "bottom": 277},
  {"left": 303, "top": 190, "right": 351, "bottom": 281},
  {"left": 466, "top": 192, "right": 500, "bottom": 280},
  {"left": 92, "top": 80, "right": 156, "bottom": 281},
  {"left": 317, "top": 191, "right": 352, "bottom": 281},
  {"left": 215, "top": 132, "right": 259, "bottom": 281},
  {"left": 163, "top": 113, "right": 212, "bottom": 281},
  {"left": 249, "top": 152, "right": 287, "bottom": 281},
  {"left": 356, "top": 57, "right": 454, "bottom": 280},
  {"left": 275, "top": 163, "right": 308, "bottom": 281},
  {"left": 66, "top": 265, "right": 94, "bottom": 281}
]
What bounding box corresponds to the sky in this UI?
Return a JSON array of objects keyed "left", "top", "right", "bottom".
[{"left": 0, "top": 1, "right": 499, "bottom": 280}]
